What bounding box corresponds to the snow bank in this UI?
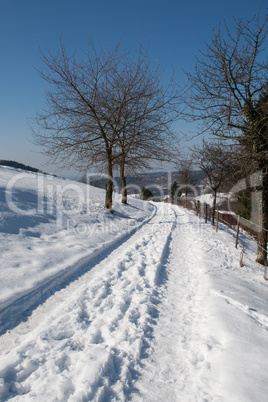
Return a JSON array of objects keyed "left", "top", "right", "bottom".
[
  {"left": 194, "top": 192, "right": 229, "bottom": 207},
  {"left": 0, "top": 166, "right": 155, "bottom": 312}
]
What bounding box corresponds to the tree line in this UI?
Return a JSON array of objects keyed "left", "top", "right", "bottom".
[
  {"left": 181, "top": 8, "right": 268, "bottom": 266},
  {"left": 33, "top": 6, "right": 268, "bottom": 265}
]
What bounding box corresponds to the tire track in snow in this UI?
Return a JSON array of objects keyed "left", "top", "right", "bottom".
[
  {"left": 131, "top": 206, "right": 224, "bottom": 402},
  {"left": 0, "top": 204, "right": 157, "bottom": 337},
  {"left": 0, "top": 203, "right": 178, "bottom": 401}
]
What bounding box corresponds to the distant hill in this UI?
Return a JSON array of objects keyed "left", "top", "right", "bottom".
[
  {"left": 0, "top": 160, "right": 43, "bottom": 174},
  {"left": 89, "top": 170, "right": 206, "bottom": 197}
]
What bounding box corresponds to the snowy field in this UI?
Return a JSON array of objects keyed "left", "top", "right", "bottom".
[
  {"left": 0, "top": 166, "right": 267, "bottom": 401},
  {"left": 194, "top": 192, "right": 229, "bottom": 209}
]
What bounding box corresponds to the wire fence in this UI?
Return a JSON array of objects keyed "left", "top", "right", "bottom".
[
  {"left": 175, "top": 199, "right": 268, "bottom": 281},
  {"left": 240, "top": 218, "right": 268, "bottom": 233}
]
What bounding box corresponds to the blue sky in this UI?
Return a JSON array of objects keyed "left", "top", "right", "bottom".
[{"left": 0, "top": 0, "right": 266, "bottom": 177}]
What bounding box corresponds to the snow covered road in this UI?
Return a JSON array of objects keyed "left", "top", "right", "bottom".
[
  {"left": 0, "top": 203, "right": 184, "bottom": 400},
  {"left": 0, "top": 199, "right": 268, "bottom": 401},
  {"left": 131, "top": 208, "right": 223, "bottom": 401}
]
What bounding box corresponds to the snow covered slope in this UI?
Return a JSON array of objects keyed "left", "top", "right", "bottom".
[
  {"left": 0, "top": 166, "right": 267, "bottom": 401},
  {"left": 0, "top": 166, "right": 154, "bottom": 328}
]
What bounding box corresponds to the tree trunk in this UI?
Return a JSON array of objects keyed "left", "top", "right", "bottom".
[
  {"left": 256, "top": 167, "right": 268, "bottom": 265},
  {"left": 105, "top": 153, "right": 113, "bottom": 211},
  {"left": 211, "top": 189, "right": 217, "bottom": 226},
  {"left": 120, "top": 160, "right": 127, "bottom": 204}
]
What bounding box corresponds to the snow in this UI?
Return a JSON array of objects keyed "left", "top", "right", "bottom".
[
  {"left": 0, "top": 166, "right": 268, "bottom": 401},
  {"left": 0, "top": 166, "right": 154, "bottom": 315},
  {"left": 195, "top": 192, "right": 229, "bottom": 207}
]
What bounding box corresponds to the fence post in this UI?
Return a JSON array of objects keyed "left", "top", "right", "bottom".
[
  {"left": 235, "top": 214, "right": 240, "bottom": 249},
  {"left": 199, "top": 201, "right": 201, "bottom": 219},
  {"left": 264, "top": 261, "right": 268, "bottom": 281},
  {"left": 216, "top": 208, "right": 219, "bottom": 232},
  {"left": 205, "top": 204, "right": 207, "bottom": 223},
  {"left": 240, "top": 242, "right": 244, "bottom": 267},
  {"left": 196, "top": 200, "right": 200, "bottom": 216}
]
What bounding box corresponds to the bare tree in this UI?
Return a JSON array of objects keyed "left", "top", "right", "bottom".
[
  {"left": 116, "top": 124, "right": 178, "bottom": 204},
  {"left": 109, "top": 52, "right": 180, "bottom": 204},
  {"left": 183, "top": 9, "right": 268, "bottom": 264},
  {"left": 177, "top": 157, "right": 195, "bottom": 208},
  {"left": 191, "top": 141, "right": 236, "bottom": 225},
  {"left": 33, "top": 42, "right": 180, "bottom": 209},
  {"left": 33, "top": 43, "right": 126, "bottom": 210}
]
